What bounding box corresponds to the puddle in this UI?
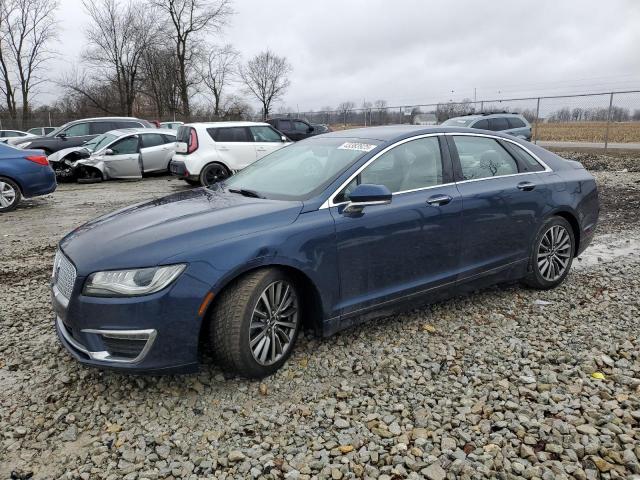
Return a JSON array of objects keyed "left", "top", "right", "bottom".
[{"left": 575, "top": 234, "right": 640, "bottom": 268}]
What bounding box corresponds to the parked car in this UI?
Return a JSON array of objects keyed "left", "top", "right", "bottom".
[
  {"left": 170, "top": 122, "right": 291, "bottom": 186},
  {"left": 311, "top": 123, "right": 332, "bottom": 134},
  {"left": 27, "top": 126, "right": 56, "bottom": 136},
  {"left": 266, "top": 118, "right": 317, "bottom": 141},
  {"left": 48, "top": 128, "right": 177, "bottom": 182},
  {"left": 13, "top": 117, "right": 154, "bottom": 155},
  {"left": 0, "top": 142, "right": 56, "bottom": 212},
  {"left": 442, "top": 112, "right": 532, "bottom": 140},
  {"left": 0, "top": 129, "right": 35, "bottom": 143},
  {"left": 52, "top": 125, "right": 599, "bottom": 378},
  {"left": 413, "top": 113, "right": 437, "bottom": 125},
  {"left": 160, "top": 121, "right": 184, "bottom": 130}
]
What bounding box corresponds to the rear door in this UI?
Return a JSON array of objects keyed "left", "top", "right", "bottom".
[
  {"left": 249, "top": 125, "right": 286, "bottom": 159},
  {"left": 209, "top": 127, "right": 255, "bottom": 169},
  {"left": 487, "top": 117, "right": 509, "bottom": 133},
  {"left": 448, "top": 134, "right": 548, "bottom": 280},
  {"left": 139, "top": 133, "right": 175, "bottom": 172},
  {"left": 103, "top": 135, "right": 141, "bottom": 179}
]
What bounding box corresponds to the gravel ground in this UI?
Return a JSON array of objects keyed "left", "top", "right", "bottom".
[{"left": 1, "top": 155, "right": 639, "bottom": 480}]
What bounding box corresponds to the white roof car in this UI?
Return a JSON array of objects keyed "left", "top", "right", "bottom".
[
  {"left": 169, "top": 121, "right": 291, "bottom": 186},
  {"left": 0, "top": 129, "right": 34, "bottom": 143}
]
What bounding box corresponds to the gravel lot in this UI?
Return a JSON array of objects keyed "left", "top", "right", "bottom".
[{"left": 1, "top": 153, "right": 639, "bottom": 480}]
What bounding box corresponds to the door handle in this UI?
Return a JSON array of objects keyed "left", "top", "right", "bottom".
[
  {"left": 256, "top": 147, "right": 267, "bottom": 151},
  {"left": 218, "top": 147, "right": 229, "bottom": 151},
  {"left": 517, "top": 181, "right": 536, "bottom": 191},
  {"left": 426, "top": 194, "right": 452, "bottom": 206}
]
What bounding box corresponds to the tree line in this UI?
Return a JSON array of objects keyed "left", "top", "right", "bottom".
[{"left": 0, "top": 0, "right": 294, "bottom": 128}]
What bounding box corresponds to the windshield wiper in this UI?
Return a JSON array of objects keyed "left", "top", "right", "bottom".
[{"left": 228, "top": 188, "right": 265, "bottom": 199}]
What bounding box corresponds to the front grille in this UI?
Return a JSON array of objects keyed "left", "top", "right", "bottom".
[
  {"left": 101, "top": 336, "right": 147, "bottom": 359},
  {"left": 53, "top": 250, "right": 77, "bottom": 299}
]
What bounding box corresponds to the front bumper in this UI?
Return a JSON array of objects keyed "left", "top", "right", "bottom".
[{"left": 51, "top": 260, "right": 212, "bottom": 374}]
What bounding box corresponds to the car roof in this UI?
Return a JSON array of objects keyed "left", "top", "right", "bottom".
[
  {"left": 106, "top": 128, "right": 176, "bottom": 136},
  {"left": 183, "top": 121, "right": 270, "bottom": 128},
  {"left": 319, "top": 125, "right": 522, "bottom": 142}
]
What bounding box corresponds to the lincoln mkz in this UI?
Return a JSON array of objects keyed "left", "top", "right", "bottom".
[{"left": 52, "top": 126, "right": 599, "bottom": 377}]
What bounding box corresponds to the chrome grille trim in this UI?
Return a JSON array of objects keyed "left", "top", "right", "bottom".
[{"left": 53, "top": 250, "right": 77, "bottom": 299}]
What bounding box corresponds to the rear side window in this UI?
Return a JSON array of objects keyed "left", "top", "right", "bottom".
[
  {"left": 507, "top": 117, "right": 526, "bottom": 128},
  {"left": 161, "top": 134, "right": 176, "bottom": 143},
  {"left": 453, "top": 136, "right": 519, "bottom": 180},
  {"left": 487, "top": 118, "right": 509, "bottom": 131},
  {"left": 117, "top": 121, "right": 144, "bottom": 129},
  {"left": 140, "top": 133, "right": 166, "bottom": 148},
  {"left": 278, "top": 120, "right": 292, "bottom": 130},
  {"left": 293, "top": 121, "right": 309, "bottom": 132},
  {"left": 502, "top": 142, "right": 544, "bottom": 172},
  {"left": 473, "top": 119, "right": 489, "bottom": 129},
  {"left": 250, "top": 126, "right": 282, "bottom": 142},
  {"left": 208, "top": 127, "right": 252, "bottom": 142},
  {"left": 177, "top": 126, "right": 190, "bottom": 143},
  {"left": 90, "top": 122, "right": 115, "bottom": 135}
]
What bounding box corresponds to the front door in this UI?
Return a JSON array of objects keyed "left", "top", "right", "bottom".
[
  {"left": 329, "top": 135, "right": 462, "bottom": 316},
  {"left": 103, "top": 135, "right": 141, "bottom": 179},
  {"left": 250, "top": 125, "right": 286, "bottom": 160},
  {"left": 448, "top": 134, "right": 548, "bottom": 280}
]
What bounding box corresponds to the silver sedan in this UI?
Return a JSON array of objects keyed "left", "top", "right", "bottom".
[{"left": 48, "top": 128, "right": 177, "bottom": 182}]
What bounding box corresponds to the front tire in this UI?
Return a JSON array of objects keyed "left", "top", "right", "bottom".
[
  {"left": 209, "top": 269, "right": 302, "bottom": 378},
  {"left": 0, "top": 177, "right": 21, "bottom": 212},
  {"left": 199, "top": 162, "right": 230, "bottom": 187},
  {"left": 523, "top": 216, "right": 575, "bottom": 289}
]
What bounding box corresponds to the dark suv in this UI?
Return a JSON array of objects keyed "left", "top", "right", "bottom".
[
  {"left": 266, "top": 118, "right": 317, "bottom": 141},
  {"left": 14, "top": 117, "right": 153, "bottom": 155},
  {"left": 442, "top": 112, "right": 532, "bottom": 141}
]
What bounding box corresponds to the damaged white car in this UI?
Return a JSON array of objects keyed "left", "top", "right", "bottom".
[{"left": 48, "top": 128, "right": 177, "bottom": 183}]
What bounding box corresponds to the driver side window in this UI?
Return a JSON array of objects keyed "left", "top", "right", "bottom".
[
  {"left": 110, "top": 136, "right": 139, "bottom": 155},
  {"left": 334, "top": 137, "right": 443, "bottom": 203}
]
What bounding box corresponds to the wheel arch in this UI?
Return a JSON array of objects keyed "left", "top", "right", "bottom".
[
  {"left": 197, "top": 262, "right": 325, "bottom": 355},
  {"left": 550, "top": 209, "right": 581, "bottom": 256},
  {"left": 0, "top": 173, "right": 24, "bottom": 194}
]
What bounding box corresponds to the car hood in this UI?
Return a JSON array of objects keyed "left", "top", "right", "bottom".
[
  {"left": 48, "top": 146, "right": 88, "bottom": 162},
  {"left": 60, "top": 187, "right": 304, "bottom": 274}
]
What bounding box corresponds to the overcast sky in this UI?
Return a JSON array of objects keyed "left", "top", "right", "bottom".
[{"left": 47, "top": 0, "right": 640, "bottom": 112}]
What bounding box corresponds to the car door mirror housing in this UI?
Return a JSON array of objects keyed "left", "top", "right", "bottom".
[
  {"left": 307, "top": 126, "right": 314, "bottom": 133},
  {"left": 343, "top": 184, "right": 392, "bottom": 214},
  {"left": 281, "top": 135, "right": 288, "bottom": 142},
  {"left": 57, "top": 132, "right": 67, "bottom": 138},
  {"left": 104, "top": 148, "right": 114, "bottom": 156}
]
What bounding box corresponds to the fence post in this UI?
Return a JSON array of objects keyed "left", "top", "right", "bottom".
[
  {"left": 533, "top": 97, "right": 541, "bottom": 144},
  {"left": 480, "top": 101, "right": 484, "bottom": 113},
  {"left": 343, "top": 111, "right": 346, "bottom": 128},
  {"left": 604, "top": 92, "right": 614, "bottom": 153}
]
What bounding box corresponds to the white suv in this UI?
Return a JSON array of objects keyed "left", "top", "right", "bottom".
[{"left": 170, "top": 121, "right": 291, "bottom": 186}]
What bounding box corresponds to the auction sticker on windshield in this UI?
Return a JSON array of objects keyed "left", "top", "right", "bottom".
[{"left": 337, "top": 142, "right": 377, "bottom": 152}]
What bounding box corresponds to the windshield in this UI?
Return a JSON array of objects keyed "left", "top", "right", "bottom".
[
  {"left": 224, "top": 137, "right": 381, "bottom": 201},
  {"left": 441, "top": 117, "right": 476, "bottom": 127},
  {"left": 82, "top": 133, "right": 118, "bottom": 153}
]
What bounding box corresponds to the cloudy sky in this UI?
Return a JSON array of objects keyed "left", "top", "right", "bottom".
[{"left": 48, "top": 0, "right": 640, "bottom": 112}]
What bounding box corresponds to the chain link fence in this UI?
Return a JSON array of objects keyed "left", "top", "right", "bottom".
[{"left": 275, "top": 90, "right": 640, "bottom": 152}]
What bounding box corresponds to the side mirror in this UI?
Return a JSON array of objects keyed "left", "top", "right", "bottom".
[
  {"left": 104, "top": 149, "right": 114, "bottom": 156},
  {"left": 281, "top": 135, "right": 288, "bottom": 142},
  {"left": 343, "top": 184, "right": 392, "bottom": 214},
  {"left": 307, "top": 126, "right": 314, "bottom": 133},
  {"left": 57, "top": 132, "right": 67, "bottom": 139}
]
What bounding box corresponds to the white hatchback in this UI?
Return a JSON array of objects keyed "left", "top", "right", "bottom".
[{"left": 170, "top": 121, "right": 291, "bottom": 186}]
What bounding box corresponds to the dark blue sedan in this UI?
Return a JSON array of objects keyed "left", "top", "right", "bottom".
[
  {"left": 52, "top": 126, "right": 599, "bottom": 377},
  {"left": 0, "top": 142, "right": 57, "bottom": 212}
]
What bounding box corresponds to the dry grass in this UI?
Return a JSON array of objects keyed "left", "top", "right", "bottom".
[
  {"left": 329, "top": 121, "right": 640, "bottom": 143},
  {"left": 534, "top": 122, "right": 640, "bottom": 143}
]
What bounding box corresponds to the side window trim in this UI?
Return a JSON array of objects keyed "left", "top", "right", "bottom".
[{"left": 445, "top": 132, "right": 551, "bottom": 183}]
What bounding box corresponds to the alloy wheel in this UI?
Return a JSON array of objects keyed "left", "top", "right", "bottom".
[
  {"left": 0, "top": 181, "right": 17, "bottom": 209},
  {"left": 249, "top": 280, "right": 299, "bottom": 366},
  {"left": 204, "top": 165, "right": 228, "bottom": 186},
  {"left": 537, "top": 225, "right": 572, "bottom": 282}
]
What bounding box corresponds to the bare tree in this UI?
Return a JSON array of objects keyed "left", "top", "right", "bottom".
[
  {"left": 150, "top": 0, "right": 231, "bottom": 121},
  {"left": 337, "top": 101, "right": 355, "bottom": 124},
  {"left": 65, "top": 0, "right": 157, "bottom": 116},
  {"left": 140, "top": 45, "right": 180, "bottom": 119},
  {"left": 199, "top": 43, "right": 238, "bottom": 118},
  {"left": 1, "top": 0, "right": 58, "bottom": 127},
  {"left": 239, "top": 50, "right": 291, "bottom": 120}
]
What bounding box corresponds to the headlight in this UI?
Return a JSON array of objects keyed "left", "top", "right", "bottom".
[
  {"left": 17, "top": 142, "right": 32, "bottom": 149},
  {"left": 83, "top": 264, "right": 186, "bottom": 297}
]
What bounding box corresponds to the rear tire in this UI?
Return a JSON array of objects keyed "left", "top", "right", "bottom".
[
  {"left": 209, "top": 268, "right": 302, "bottom": 378},
  {"left": 522, "top": 216, "right": 575, "bottom": 290},
  {"left": 199, "top": 162, "right": 230, "bottom": 187},
  {"left": 0, "top": 177, "right": 21, "bottom": 212}
]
